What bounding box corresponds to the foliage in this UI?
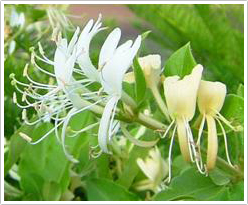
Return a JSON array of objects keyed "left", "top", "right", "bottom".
[{"left": 4, "top": 4, "right": 244, "bottom": 202}]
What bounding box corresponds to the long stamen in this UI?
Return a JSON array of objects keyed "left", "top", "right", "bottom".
[
  {"left": 196, "top": 114, "right": 206, "bottom": 170},
  {"left": 184, "top": 118, "right": 206, "bottom": 174},
  {"left": 31, "top": 53, "right": 56, "bottom": 77},
  {"left": 213, "top": 110, "right": 236, "bottom": 131},
  {"left": 68, "top": 122, "right": 99, "bottom": 137},
  {"left": 161, "top": 119, "right": 175, "bottom": 138},
  {"left": 61, "top": 99, "right": 102, "bottom": 162},
  {"left": 23, "top": 64, "right": 57, "bottom": 88},
  {"left": 216, "top": 118, "right": 234, "bottom": 167},
  {"left": 165, "top": 124, "right": 177, "bottom": 184}
]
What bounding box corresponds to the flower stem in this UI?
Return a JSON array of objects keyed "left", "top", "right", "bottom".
[{"left": 150, "top": 85, "right": 170, "bottom": 122}]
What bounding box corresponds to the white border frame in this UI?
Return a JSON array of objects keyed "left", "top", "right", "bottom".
[{"left": 1, "top": 1, "right": 247, "bottom": 204}]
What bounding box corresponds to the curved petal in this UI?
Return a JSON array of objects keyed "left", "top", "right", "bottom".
[
  {"left": 99, "top": 28, "right": 121, "bottom": 69},
  {"left": 101, "top": 35, "right": 141, "bottom": 96},
  {"left": 98, "top": 96, "right": 119, "bottom": 153}
]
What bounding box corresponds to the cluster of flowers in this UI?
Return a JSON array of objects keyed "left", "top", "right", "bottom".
[{"left": 11, "top": 15, "right": 237, "bottom": 183}]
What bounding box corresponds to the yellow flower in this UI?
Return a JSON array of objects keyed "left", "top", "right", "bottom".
[
  {"left": 164, "top": 65, "right": 203, "bottom": 162},
  {"left": 197, "top": 80, "right": 235, "bottom": 171}
]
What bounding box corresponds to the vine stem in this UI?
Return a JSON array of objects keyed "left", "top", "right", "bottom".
[{"left": 77, "top": 93, "right": 168, "bottom": 131}]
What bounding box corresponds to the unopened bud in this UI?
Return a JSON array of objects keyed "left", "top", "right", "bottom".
[{"left": 138, "top": 54, "right": 161, "bottom": 88}]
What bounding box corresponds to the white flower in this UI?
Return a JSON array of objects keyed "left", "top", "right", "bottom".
[
  {"left": 12, "top": 23, "right": 100, "bottom": 163},
  {"left": 197, "top": 80, "right": 236, "bottom": 170},
  {"left": 136, "top": 147, "right": 168, "bottom": 193},
  {"left": 162, "top": 65, "right": 205, "bottom": 182},
  {"left": 97, "top": 28, "right": 141, "bottom": 153}
]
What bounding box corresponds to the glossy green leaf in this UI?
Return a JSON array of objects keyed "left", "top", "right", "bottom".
[
  {"left": 164, "top": 42, "right": 197, "bottom": 77},
  {"left": 154, "top": 167, "right": 225, "bottom": 201},
  {"left": 133, "top": 57, "right": 147, "bottom": 104},
  {"left": 86, "top": 178, "right": 140, "bottom": 201}
]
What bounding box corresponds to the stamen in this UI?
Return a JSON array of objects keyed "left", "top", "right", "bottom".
[
  {"left": 216, "top": 118, "right": 234, "bottom": 167},
  {"left": 165, "top": 124, "right": 177, "bottom": 184},
  {"left": 213, "top": 110, "right": 236, "bottom": 131},
  {"left": 68, "top": 122, "right": 99, "bottom": 137},
  {"left": 31, "top": 53, "right": 56, "bottom": 77},
  {"left": 161, "top": 119, "right": 175, "bottom": 138},
  {"left": 61, "top": 100, "right": 102, "bottom": 163}
]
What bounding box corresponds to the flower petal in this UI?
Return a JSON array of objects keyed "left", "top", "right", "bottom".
[
  {"left": 197, "top": 80, "right": 226, "bottom": 116},
  {"left": 98, "top": 96, "right": 120, "bottom": 153},
  {"left": 99, "top": 28, "right": 121, "bottom": 69},
  {"left": 101, "top": 35, "right": 141, "bottom": 96},
  {"left": 164, "top": 64, "right": 203, "bottom": 120}
]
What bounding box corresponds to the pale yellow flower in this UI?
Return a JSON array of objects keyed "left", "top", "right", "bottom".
[{"left": 197, "top": 80, "right": 236, "bottom": 171}]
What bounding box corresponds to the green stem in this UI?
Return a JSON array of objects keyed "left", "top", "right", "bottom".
[
  {"left": 150, "top": 85, "right": 170, "bottom": 122},
  {"left": 79, "top": 93, "right": 167, "bottom": 131}
]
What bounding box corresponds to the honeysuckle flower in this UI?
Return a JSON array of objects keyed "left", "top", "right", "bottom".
[
  {"left": 163, "top": 65, "right": 204, "bottom": 182},
  {"left": 135, "top": 147, "right": 168, "bottom": 193},
  {"left": 12, "top": 23, "right": 101, "bottom": 163},
  {"left": 97, "top": 28, "right": 141, "bottom": 153},
  {"left": 197, "top": 80, "right": 237, "bottom": 171}
]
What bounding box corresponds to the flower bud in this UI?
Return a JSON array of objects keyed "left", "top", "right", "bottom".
[{"left": 138, "top": 54, "right": 161, "bottom": 87}]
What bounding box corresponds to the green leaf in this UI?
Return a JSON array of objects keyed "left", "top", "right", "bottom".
[
  {"left": 86, "top": 178, "right": 140, "bottom": 201},
  {"left": 229, "top": 181, "right": 244, "bottom": 201},
  {"left": 117, "top": 146, "right": 149, "bottom": 188},
  {"left": 133, "top": 57, "right": 147, "bottom": 104},
  {"left": 221, "top": 94, "right": 244, "bottom": 125},
  {"left": 237, "top": 84, "right": 244, "bottom": 97},
  {"left": 154, "top": 167, "right": 225, "bottom": 201},
  {"left": 209, "top": 168, "right": 231, "bottom": 186},
  {"left": 4, "top": 122, "right": 36, "bottom": 176},
  {"left": 164, "top": 42, "right": 197, "bottom": 77},
  {"left": 42, "top": 181, "right": 62, "bottom": 201},
  {"left": 20, "top": 172, "right": 44, "bottom": 201}
]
